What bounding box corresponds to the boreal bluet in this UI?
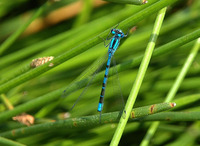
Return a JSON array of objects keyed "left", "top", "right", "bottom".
[
  {"left": 98, "top": 27, "right": 128, "bottom": 112},
  {"left": 62, "top": 25, "right": 128, "bottom": 118}
]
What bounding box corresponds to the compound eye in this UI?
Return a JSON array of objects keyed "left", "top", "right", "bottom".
[
  {"left": 118, "top": 33, "right": 124, "bottom": 38},
  {"left": 111, "top": 29, "right": 116, "bottom": 34}
]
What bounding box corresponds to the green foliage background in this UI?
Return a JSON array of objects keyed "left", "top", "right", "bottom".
[{"left": 0, "top": 0, "right": 200, "bottom": 145}]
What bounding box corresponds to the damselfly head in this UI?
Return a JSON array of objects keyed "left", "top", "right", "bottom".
[
  {"left": 111, "top": 29, "right": 124, "bottom": 38},
  {"left": 111, "top": 29, "right": 116, "bottom": 34}
]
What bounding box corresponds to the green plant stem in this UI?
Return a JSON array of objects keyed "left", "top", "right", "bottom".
[
  {"left": 103, "top": 0, "right": 147, "bottom": 5},
  {"left": 0, "top": 136, "right": 25, "bottom": 146},
  {"left": 0, "top": 2, "right": 48, "bottom": 55},
  {"left": 165, "top": 38, "right": 200, "bottom": 102},
  {"left": 140, "top": 37, "right": 200, "bottom": 146},
  {"left": 173, "top": 94, "right": 200, "bottom": 110},
  {"left": 110, "top": 7, "right": 167, "bottom": 146},
  {"left": 135, "top": 112, "right": 200, "bottom": 122},
  {"left": 0, "top": 94, "right": 14, "bottom": 110},
  {"left": 1, "top": 111, "right": 199, "bottom": 139},
  {"left": 0, "top": 102, "right": 176, "bottom": 139}
]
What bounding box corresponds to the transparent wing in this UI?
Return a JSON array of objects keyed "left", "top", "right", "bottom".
[
  {"left": 62, "top": 53, "right": 108, "bottom": 110},
  {"left": 112, "top": 56, "right": 125, "bottom": 108}
]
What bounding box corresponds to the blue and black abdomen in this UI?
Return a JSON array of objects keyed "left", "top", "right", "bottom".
[{"left": 98, "top": 53, "right": 112, "bottom": 112}]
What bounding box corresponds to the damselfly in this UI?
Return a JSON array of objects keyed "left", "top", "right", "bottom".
[
  {"left": 98, "top": 27, "right": 127, "bottom": 112},
  {"left": 62, "top": 25, "right": 128, "bottom": 116}
]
